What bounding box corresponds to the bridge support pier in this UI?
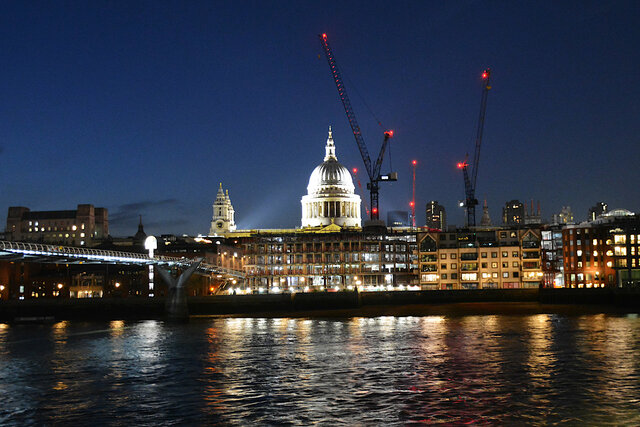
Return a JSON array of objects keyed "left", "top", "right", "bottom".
[{"left": 156, "top": 259, "right": 202, "bottom": 321}]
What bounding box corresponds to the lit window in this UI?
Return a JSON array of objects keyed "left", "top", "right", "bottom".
[
  {"left": 72, "top": 225, "right": 77, "bottom": 231},
  {"left": 577, "top": 250, "right": 582, "bottom": 256},
  {"left": 81, "top": 223, "right": 85, "bottom": 230},
  {"left": 593, "top": 239, "right": 598, "bottom": 245},
  {"left": 503, "top": 272, "right": 509, "bottom": 278},
  {"left": 80, "top": 233, "right": 85, "bottom": 238},
  {"left": 614, "top": 235, "right": 626, "bottom": 244},
  {"left": 29, "top": 221, "right": 32, "bottom": 226},
  {"left": 461, "top": 273, "right": 477, "bottom": 281},
  {"left": 593, "top": 251, "right": 598, "bottom": 257}
]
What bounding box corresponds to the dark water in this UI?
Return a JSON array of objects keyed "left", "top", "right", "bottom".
[{"left": 1, "top": 313, "right": 639, "bottom": 425}]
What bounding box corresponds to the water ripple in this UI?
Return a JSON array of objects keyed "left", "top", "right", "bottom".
[{"left": 0, "top": 314, "right": 639, "bottom": 425}]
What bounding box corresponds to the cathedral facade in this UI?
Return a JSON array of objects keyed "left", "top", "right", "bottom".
[
  {"left": 300, "top": 127, "right": 361, "bottom": 228},
  {"left": 209, "top": 183, "right": 236, "bottom": 235}
]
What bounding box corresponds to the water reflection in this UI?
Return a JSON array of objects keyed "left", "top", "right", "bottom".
[{"left": 0, "top": 314, "right": 638, "bottom": 425}]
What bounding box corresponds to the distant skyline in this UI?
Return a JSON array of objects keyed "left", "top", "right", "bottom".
[{"left": 1, "top": 1, "right": 639, "bottom": 236}]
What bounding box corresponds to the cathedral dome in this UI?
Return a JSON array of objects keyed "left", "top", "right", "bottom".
[
  {"left": 301, "top": 127, "right": 361, "bottom": 229},
  {"left": 307, "top": 158, "right": 355, "bottom": 195}
]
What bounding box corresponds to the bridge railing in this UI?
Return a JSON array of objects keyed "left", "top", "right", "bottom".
[{"left": 0, "top": 240, "right": 245, "bottom": 278}]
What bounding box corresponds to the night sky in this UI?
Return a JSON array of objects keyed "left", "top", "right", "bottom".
[{"left": 1, "top": 1, "right": 639, "bottom": 236}]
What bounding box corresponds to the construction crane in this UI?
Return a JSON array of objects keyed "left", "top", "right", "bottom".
[
  {"left": 410, "top": 160, "right": 417, "bottom": 228},
  {"left": 352, "top": 167, "right": 370, "bottom": 217},
  {"left": 319, "top": 33, "right": 397, "bottom": 221},
  {"left": 458, "top": 69, "right": 492, "bottom": 227}
]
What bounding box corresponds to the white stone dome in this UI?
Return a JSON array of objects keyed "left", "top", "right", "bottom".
[
  {"left": 307, "top": 158, "right": 355, "bottom": 195},
  {"left": 301, "top": 127, "right": 361, "bottom": 229}
]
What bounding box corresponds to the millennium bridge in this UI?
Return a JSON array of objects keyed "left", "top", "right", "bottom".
[{"left": 0, "top": 240, "right": 244, "bottom": 279}]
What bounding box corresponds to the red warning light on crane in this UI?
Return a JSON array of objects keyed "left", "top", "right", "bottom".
[
  {"left": 457, "top": 162, "right": 468, "bottom": 169},
  {"left": 372, "top": 207, "right": 378, "bottom": 215},
  {"left": 322, "top": 33, "right": 327, "bottom": 39},
  {"left": 352, "top": 167, "right": 358, "bottom": 174},
  {"left": 482, "top": 70, "right": 489, "bottom": 79},
  {"left": 385, "top": 130, "right": 394, "bottom": 138},
  {"left": 412, "top": 160, "right": 417, "bottom": 166},
  {"left": 409, "top": 201, "right": 415, "bottom": 207}
]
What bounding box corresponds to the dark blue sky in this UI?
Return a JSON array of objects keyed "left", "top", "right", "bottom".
[{"left": 1, "top": 1, "right": 639, "bottom": 236}]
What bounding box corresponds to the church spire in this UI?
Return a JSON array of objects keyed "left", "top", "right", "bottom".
[
  {"left": 481, "top": 199, "right": 492, "bottom": 226},
  {"left": 324, "top": 125, "right": 337, "bottom": 161}
]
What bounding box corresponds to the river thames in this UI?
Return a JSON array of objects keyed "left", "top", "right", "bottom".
[{"left": 1, "top": 312, "right": 639, "bottom": 425}]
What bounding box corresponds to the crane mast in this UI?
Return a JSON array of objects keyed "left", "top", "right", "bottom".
[
  {"left": 319, "top": 33, "right": 396, "bottom": 221},
  {"left": 459, "top": 69, "right": 491, "bottom": 227}
]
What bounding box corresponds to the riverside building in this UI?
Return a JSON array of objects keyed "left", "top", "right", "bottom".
[
  {"left": 5, "top": 204, "right": 108, "bottom": 246},
  {"left": 417, "top": 227, "right": 543, "bottom": 289},
  {"left": 562, "top": 209, "right": 640, "bottom": 288}
]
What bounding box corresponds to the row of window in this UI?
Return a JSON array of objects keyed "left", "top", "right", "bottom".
[
  {"left": 421, "top": 271, "right": 520, "bottom": 282},
  {"left": 438, "top": 251, "right": 528, "bottom": 260}
]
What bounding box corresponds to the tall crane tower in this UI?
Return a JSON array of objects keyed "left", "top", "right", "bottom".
[
  {"left": 458, "top": 69, "right": 492, "bottom": 227},
  {"left": 410, "top": 160, "right": 417, "bottom": 228},
  {"left": 319, "top": 33, "right": 397, "bottom": 221}
]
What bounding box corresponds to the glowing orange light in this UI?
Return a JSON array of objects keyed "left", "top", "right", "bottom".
[
  {"left": 322, "top": 33, "right": 327, "bottom": 39},
  {"left": 352, "top": 168, "right": 358, "bottom": 174},
  {"left": 385, "top": 130, "right": 394, "bottom": 137},
  {"left": 482, "top": 72, "right": 488, "bottom": 79},
  {"left": 457, "top": 162, "right": 467, "bottom": 169},
  {"left": 412, "top": 160, "right": 417, "bottom": 166},
  {"left": 409, "top": 201, "right": 415, "bottom": 207},
  {"left": 372, "top": 208, "right": 378, "bottom": 214}
]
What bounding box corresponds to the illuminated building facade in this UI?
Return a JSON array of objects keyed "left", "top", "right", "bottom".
[
  {"left": 209, "top": 183, "right": 237, "bottom": 235},
  {"left": 541, "top": 225, "right": 565, "bottom": 287},
  {"left": 417, "top": 227, "right": 543, "bottom": 289},
  {"left": 5, "top": 204, "right": 108, "bottom": 246},
  {"left": 301, "top": 128, "right": 361, "bottom": 229},
  {"left": 239, "top": 228, "right": 418, "bottom": 292},
  {"left": 562, "top": 210, "right": 639, "bottom": 287}
]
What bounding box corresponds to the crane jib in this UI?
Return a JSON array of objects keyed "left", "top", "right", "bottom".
[{"left": 319, "top": 33, "right": 396, "bottom": 220}]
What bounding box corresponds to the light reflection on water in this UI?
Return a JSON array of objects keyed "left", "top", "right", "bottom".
[{"left": 0, "top": 313, "right": 638, "bottom": 425}]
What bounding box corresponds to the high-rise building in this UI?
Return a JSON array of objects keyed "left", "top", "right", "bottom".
[
  {"left": 551, "top": 206, "right": 574, "bottom": 225},
  {"left": 588, "top": 202, "right": 608, "bottom": 221},
  {"left": 5, "top": 204, "right": 108, "bottom": 246},
  {"left": 502, "top": 200, "right": 524, "bottom": 226},
  {"left": 387, "top": 211, "right": 409, "bottom": 227},
  {"left": 425, "top": 201, "right": 446, "bottom": 230}
]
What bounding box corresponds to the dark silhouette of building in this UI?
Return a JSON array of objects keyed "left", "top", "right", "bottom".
[
  {"left": 502, "top": 200, "right": 524, "bottom": 226},
  {"left": 425, "top": 201, "right": 446, "bottom": 230},
  {"left": 588, "top": 202, "right": 608, "bottom": 221},
  {"left": 387, "top": 211, "right": 409, "bottom": 227}
]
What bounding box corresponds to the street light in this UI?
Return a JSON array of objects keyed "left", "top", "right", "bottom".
[{"left": 145, "top": 236, "right": 157, "bottom": 297}]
